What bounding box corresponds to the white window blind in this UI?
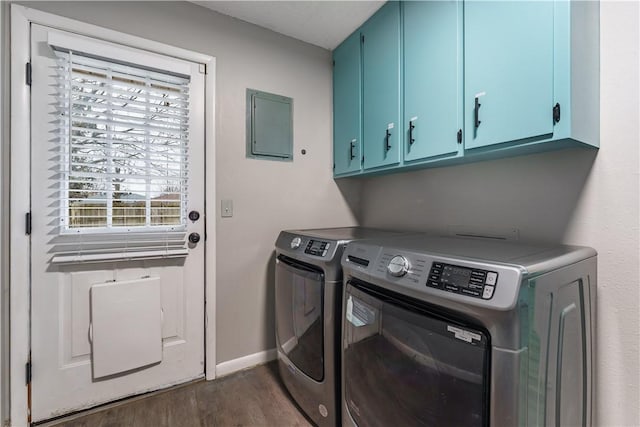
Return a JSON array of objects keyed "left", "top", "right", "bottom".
[{"left": 50, "top": 43, "right": 192, "bottom": 264}]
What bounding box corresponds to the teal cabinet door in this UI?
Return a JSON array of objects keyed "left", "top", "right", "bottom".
[
  {"left": 333, "top": 32, "right": 362, "bottom": 175},
  {"left": 361, "top": 2, "right": 401, "bottom": 170},
  {"left": 403, "top": 1, "right": 462, "bottom": 162},
  {"left": 464, "top": 1, "right": 554, "bottom": 150}
]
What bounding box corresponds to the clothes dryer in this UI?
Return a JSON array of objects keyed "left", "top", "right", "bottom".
[{"left": 275, "top": 227, "right": 400, "bottom": 427}]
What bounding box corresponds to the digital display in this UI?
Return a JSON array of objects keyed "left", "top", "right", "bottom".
[
  {"left": 441, "top": 265, "right": 473, "bottom": 288},
  {"left": 308, "top": 240, "right": 325, "bottom": 251},
  {"left": 305, "top": 240, "right": 329, "bottom": 256}
]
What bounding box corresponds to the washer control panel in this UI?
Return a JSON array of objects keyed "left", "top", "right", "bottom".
[
  {"left": 305, "top": 239, "right": 330, "bottom": 257},
  {"left": 344, "top": 242, "right": 522, "bottom": 309},
  {"left": 427, "top": 262, "right": 498, "bottom": 300},
  {"left": 387, "top": 255, "right": 410, "bottom": 277}
]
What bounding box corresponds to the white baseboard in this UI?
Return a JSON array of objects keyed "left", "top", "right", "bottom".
[{"left": 215, "top": 348, "right": 277, "bottom": 378}]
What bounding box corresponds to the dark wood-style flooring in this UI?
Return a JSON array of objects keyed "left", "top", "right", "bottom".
[{"left": 46, "top": 362, "right": 314, "bottom": 427}]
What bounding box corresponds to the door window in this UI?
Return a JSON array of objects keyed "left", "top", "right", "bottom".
[{"left": 55, "top": 50, "right": 190, "bottom": 232}]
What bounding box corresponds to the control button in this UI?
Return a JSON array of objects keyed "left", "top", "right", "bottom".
[
  {"left": 433, "top": 263, "right": 444, "bottom": 269},
  {"left": 444, "top": 285, "right": 459, "bottom": 293},
  {"left": 461, "top": 288, "right": 481, "bottom": 297},
  {"left": 388, "top": 255, "right": 410, "bottom": 277},
  {"left": 290, "top": 237, "right": 302, "bottom": 249},
  {"left": 470, "top": 277, "right": 484, "bottom": 285},
  {"left": 467, "top": 283, "right": 484, "bottom": 290},
  {"left": 471, "top": 270, "right": 486, "bottom": 278},
  {"left": 322, "top": 250, "right": 328, "bottom": 257},
  {"left": 427, "top": 280, "right": 441, "bottom": 289},
  {"left": 482, "top": 286, "right": 495, "bottom": 299},
  {"left": 430, "top": 268, "right": 442, "bottom": 275},
  {"left": 429, "top": 274, "right": 440, "bottom": 282},
  {"left": 485, "top": 272, "right": 498, "bottom": 285}
]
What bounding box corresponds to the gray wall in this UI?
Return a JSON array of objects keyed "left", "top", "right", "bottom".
[
  {"left": 6, "top": 1, "right": 361, "bottom": 368},
  {"left": 359, "top": 2, "right": 639, "bottom": 425}
]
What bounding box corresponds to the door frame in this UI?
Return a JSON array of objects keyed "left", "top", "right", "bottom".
[{"left": 10, "top": 5, "right": 217, "bottom": 425}]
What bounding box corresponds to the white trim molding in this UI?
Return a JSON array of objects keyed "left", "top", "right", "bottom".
[
  {"left": 10, "top": 6, "right": 31, "bottom": 426},
  {"left": 9, "top": 5, "right": 216, "bottom": 426},
  {"left": 215, "top": 349, "right": 278, "bottom": 378}
]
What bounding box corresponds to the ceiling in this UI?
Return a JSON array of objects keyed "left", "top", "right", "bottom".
[{"left": 192, "top": 1, "right": 385, "bottom": 50}]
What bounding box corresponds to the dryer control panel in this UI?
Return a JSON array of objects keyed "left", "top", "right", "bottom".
[
  {"left": 304, "top": 239, "right": 330, "bottom": 257},
  {"left": 427, "top": 263, "right": 498, "bottom": 300}
]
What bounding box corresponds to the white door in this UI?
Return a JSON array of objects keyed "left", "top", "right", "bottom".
[{"left": 29, "top": 24, "right": 206, "bottom": 422}]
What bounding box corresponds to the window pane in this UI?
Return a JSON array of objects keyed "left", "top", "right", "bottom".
[{"left": 58, "top": 50, "right": 190, "bottom": 232}]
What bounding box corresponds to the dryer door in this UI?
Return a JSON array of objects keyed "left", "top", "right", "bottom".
[
  {"left": 343, "top": 280, "right": 490, "bottom": 427},
  {"left": 275, "top": 255, "right": 325, "bottom": 381}
]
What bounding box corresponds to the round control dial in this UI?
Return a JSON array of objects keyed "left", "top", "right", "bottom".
[
  {"left": 290, "top": 237, "right": 302, "bottom": 249},
  {"left": 388, "top": 255, "right": 410, "bottom": 277}
]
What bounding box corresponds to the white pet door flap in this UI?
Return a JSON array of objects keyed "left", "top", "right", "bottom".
[{"left": 90, "top": 277, "right": 163, "bottom": 379}]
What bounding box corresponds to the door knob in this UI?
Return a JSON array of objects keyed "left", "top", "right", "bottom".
[
  {"left": 188, "top": 210, "right": 200, "bottom": 221},
  {"left": 189, "top": 233, "right": 201, "bottom": 244}
]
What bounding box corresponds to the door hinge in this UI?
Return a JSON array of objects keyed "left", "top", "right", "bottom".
[
  {"left": 333, "top": 163, "right": 335, "bottom": 170},
  {"left": 553, "top": 103, "right": 561, "bottom": 124},
  {"left": 361, "top": 35, "right": 365, "bottom": 44},
  {"left": 26, "top": 62, "right": 32, "bottom": 86},
  {"left": 25, "top": 361, "right": 32, "bottom": 385},
  {"left": 361, "top": 156, "right": 364, "bottom": 165},
  {"left": 457, "top": 129, "right": 462, "bottom": 144},
  {"left": 332, "top": 60, "right": 335, "bottom": 67},
  {"left": 25, "top": 212, "right": 32, "bottom": 235}
]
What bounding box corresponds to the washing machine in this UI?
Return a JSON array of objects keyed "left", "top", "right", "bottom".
[
  {"left": 340, "top": 234, "right": 597, "bottom": 427},
  {"left": 275, "top": 227, "right": 401, "bottom": 427}
]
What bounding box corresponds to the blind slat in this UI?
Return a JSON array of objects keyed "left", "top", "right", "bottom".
[
  {"left": 57, "top": 81, "right": 190, "bottom": 106},
  {"left": 63, "top": 98, "right": 188, "bottom": 119},
  {"left": 57, "top": 61, "right": 190, "bottom": 92},
  {"left": 64, "top": 136, "right": 189, "bottom": 150},
  {"left": 68, "top": 109, "right": 189, "bottom": 128},
  {"left": 56, "top": 94, "right": 190, "bottom": 115},
  {"left": 50, "top": 249, "right": 189, "bottom": 265},
  {"left": 66, "top": 125, "right": 188, "bottom": 142},
  {"left": 65, "top": 115, "right": 189, "bottom": 136},
  {"left": 64, "top": 156, "right": 187, "bottom": 167}
]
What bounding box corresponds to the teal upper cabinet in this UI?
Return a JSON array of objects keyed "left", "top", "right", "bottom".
[
  {"left": 361, "top": 2, "right": 402, "bottom": 170},
  {"left": 331, "top": 0, "right": 599, "bottom": 179},
  {"left": 464, "top": 1, "right": 554, "bottom": 150},
  {"left": 403, "top": 1, "right": 463, "bottom": 162},
  {"left": 333, "top": 32, "right": 362, "bottom": 176}
]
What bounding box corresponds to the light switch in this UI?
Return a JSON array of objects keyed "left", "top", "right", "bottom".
[{"left": 221, "top": 199, "right": 233, "bottom": 218}]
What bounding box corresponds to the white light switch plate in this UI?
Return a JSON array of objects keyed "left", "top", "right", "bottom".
[{"left": 221, "top": 199, "right": 233, "bottom": 217}]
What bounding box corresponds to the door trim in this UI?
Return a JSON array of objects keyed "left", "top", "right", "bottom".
[{"left": 9, "top": 5, "right": 217, "bottom": 425}]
